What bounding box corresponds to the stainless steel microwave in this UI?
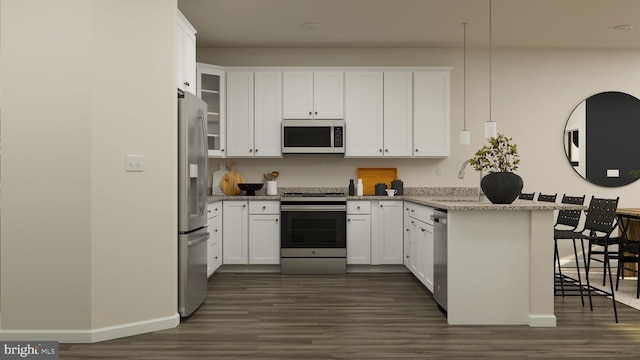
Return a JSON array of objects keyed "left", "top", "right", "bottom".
[{"left": 281, "top": 119, "right": 345, "bottom": 154}]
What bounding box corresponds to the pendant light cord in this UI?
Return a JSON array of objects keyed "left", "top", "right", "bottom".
[
  {"left": 489, "top": 0, "right": 493, "bottom": 124},
  {"left": 463, "top": 22, "right": 467, "bottom": 131}
]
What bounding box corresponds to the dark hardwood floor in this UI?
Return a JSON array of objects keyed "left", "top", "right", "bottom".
[{"left": 60, "top": 273, "right": 640, "bottom": 359}]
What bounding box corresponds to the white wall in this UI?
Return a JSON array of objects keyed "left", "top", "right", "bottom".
[
  {"left": 198, "top": 47, "right": 640, "bottom": 207},
  {"left": 0, "top": 0, "right": 178, "bottom": 342}
]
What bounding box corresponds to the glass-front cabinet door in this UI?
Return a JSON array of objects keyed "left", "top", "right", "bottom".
[{"left": 196, "top": 63, "right": 225, "bottom": 157}]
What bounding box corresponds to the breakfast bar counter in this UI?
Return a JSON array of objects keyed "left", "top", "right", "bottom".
[{"left": 407, "top": 196, "right": 584, "bottom": 327}]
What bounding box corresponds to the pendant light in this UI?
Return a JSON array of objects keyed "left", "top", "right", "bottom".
[
  {"left": 484, "top": 0, "right": 498, "bottom": 139},
  {"left": 459, "top": 22, "right": 471, "bottom": 146}
]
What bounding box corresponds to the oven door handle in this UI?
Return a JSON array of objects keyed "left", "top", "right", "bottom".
[{"left": 281, "top": 205, "right": 347, "bottom": 212}]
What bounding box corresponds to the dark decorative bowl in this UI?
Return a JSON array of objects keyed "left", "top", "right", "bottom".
[{"left": 237, "top": 183, "right": 263, "bottom": 196}]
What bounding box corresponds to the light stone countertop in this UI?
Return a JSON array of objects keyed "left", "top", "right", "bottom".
[{"left": 207, "top": 189, "right": 583, "bottom": 211}]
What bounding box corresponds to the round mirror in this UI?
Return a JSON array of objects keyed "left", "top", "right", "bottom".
[{"left": 564, "top": 91, "right": 640, "bottom": 187}]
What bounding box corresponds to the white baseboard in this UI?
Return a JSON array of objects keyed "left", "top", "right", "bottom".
[
  {"left": 0, "top": 313, "right": 179, "bottom": 343},
  {"left": 528, "top": 314, "right": 557, "bottom": 327}
]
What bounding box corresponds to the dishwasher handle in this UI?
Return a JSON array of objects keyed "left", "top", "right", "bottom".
[{"left": 430, "top": 215, "right": 448, "bottom": 225}]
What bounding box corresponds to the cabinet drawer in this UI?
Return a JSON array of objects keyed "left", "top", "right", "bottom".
[
  {"left": 207, "top": 202, "right": 222, "bottom": 219},
  {"left": 249, "top": 201, "right": 280, "bottom": 214},
  {"left": 347, "top": 201, "right": 371, "bottom": 214},
  {"left": 405, "top": 202, "right": 434, "bottom": 224}
]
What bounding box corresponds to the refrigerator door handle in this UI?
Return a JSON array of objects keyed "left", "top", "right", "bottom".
[
  {"left": 199, "top": 108, "right": 208, "bottom": 217},
  {"left": 188, "top": 232, "right": 210, "bottom": 246}
]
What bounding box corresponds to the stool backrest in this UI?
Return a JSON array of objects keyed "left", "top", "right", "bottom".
[
  {"left": 583, "top": 197, "right": 619, "bottom": 235},
  {"left": 556, "top": 194, "right": 586, "bottom": 229},
  {"left": 519, "top": 192, "right": 535, "bottom": 200},
  {"left": 537, "top": 193, "right": 557, "bottom": 202}
]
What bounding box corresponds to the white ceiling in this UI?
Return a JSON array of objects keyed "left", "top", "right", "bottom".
[{"left": 177, "top": 0, "right": 640, "bottom": 49}]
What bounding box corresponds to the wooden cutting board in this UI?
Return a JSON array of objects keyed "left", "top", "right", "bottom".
[
  {"left": 221, "top": 162, "right": 245, "bottom": 195},
  {"left": 357, "top": 168, "right": 398, "bottom": 195}
]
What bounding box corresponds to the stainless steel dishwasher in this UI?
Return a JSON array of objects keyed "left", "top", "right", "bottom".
[{"left": 431, "top": 209, "right": 448, "bottom": 312}]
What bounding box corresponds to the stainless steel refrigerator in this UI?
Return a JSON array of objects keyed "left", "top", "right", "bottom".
[{"left": 178, "top": 91, "right": 209, "bottom": 317}]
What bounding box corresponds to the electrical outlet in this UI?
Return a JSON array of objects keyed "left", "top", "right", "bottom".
[
  {"left": 436, "top": 166, "right": 443, "bottom": 176},
  {"left": 126, "top": 155, "right": 144, "bottom": 172}
]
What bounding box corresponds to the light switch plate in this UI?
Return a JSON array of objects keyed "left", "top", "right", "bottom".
[
  {"left": 436, "top": 166, "right": 443, "bottom": 176},
  {"left": 126, "top": 155, "right": 144, "bottom": 172}
]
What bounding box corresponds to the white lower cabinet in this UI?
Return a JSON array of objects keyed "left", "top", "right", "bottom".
[
  {"left": 373, "top": 200, "right": 404, "bottom": 264},
  {"left": 222, "top": 201, "right": 249, "bottom": 264},
  {"left": 347, "top": 201, "right": 372, "bottom": 264},
  {"left": 249, "top": 201, "right": 280, "bottom": 264},
  {"left": 404, "top": 202, "right": 435, "bottom": 291},
  {"left": 207, "top": 202, "right": 223, "bottom": 277}
]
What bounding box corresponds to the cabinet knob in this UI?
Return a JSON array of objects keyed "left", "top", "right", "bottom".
[
  {"left": 262, "top": 206, "right": 266, "bottom": 209},
  {"left": 348, "top": 218, "right": 351, "bottom": 222},
  {"left": 406, "top": 255, "right": 410, "bottom": 259},
  {"left": 255, "top": 149, "right": 258, "bottom": 153},
  {"left": 379, "top": 149, "right": 383, "bottom": 152},
  {"left": 214, "top": 229, "right": 218, "bottom": 232},
  {"left": 406, "top": 228, "right": 409, "bottom": 232},
  {"left": 421, "top": 228, "right": 426, "bottom": 232},
  {"left": 309, "top": 111, "right": 312, "bottom": 115},
  {"left": 249, "top": 149, "right": 253, "bottom": 153},
  {"left": 221, "top": 149, "right": 225, "bottom": 152},
  {"left": 415, "top": 149, "right": 419, "bottom": 152},
  {"left": 275, "top": 219, "right": 279, "bottom": 222},
  {"left": 214, "top": 256, "right": 218, "bottom": 259},
  {"left": 208, "top": 210, "right": 211, "bottom": 213},
  {"left": 357, "top": 206, "right": 360, "bottom": 209},
  {"left": 315, "top": 111, "right": 318, "bottom": 115},
  {"left": 243, "top": 204, "right": 246, "bottom": 207},
  {"left": 380, "top": 204, "right": 383, "bottom": 208},
  {"left": 385, "top": 149, "right": 388, "bottom": 152},
  {"left": 411, "top": 220, "right": 415, "bottom": 224}
]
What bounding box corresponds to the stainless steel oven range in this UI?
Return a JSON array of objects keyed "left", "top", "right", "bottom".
[{"left": 280, "top": 192, "right": 347, "bottom": 274}]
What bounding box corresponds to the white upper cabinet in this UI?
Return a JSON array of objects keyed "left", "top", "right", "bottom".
[
  {"left": 253, "top": 71, "right": 283, "bottom": 157},
  {"left": 197, "top": 63, "right": 225, "bottom": 157},
  {"left": 413, "top": 70, "right": 450, "bottom": 157},
  {"left": 176, "top": 10, "right": 196, "bottom": 94},
  {"left": 226, "top": 71, "right": 254, "bottom": 157},
  {"left": 344, "top": 71, "right": 384, "bottom": 157},
  {"left": 283, "top": 71, "right": 344, "bottom": 119},
  {"left": 344, "top": 71, "right": 413, "bottom": 157},
  {"left": 383, "top": 71, "right": 413, "bottom": 157},
  {"left": 226, "top": 71, "right": 282, "bottom": 157}
]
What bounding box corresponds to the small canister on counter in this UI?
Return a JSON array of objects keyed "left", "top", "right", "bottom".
[
  {"left": 391, "top": 179, "right": 403, "bottom": 195},
  {"left": 374, "top": 183, "right": 387, "bottom": 196}
]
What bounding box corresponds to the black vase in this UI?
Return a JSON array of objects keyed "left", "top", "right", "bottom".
[{"left": 480, "top": 172, "right": 524, "bottom": 204}]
